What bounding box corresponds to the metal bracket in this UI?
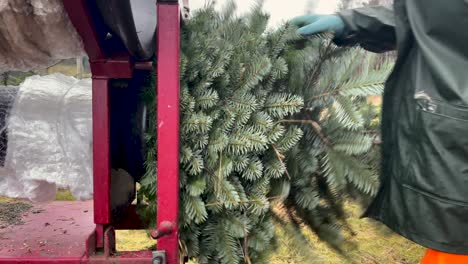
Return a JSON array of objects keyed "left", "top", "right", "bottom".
[
  {"left": 151, "top": 221, "right": 175, "bottom": 239},
  {"left": 152, "top": 251, "right": 166, "bottom": 264}
]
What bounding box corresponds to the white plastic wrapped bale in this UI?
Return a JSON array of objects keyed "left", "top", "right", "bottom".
[
  {"left": 0, "top": 0, "right": 85, "bottom": 72},
  {"left": 0, "top": 86, "right": 18, "bottom": 167},
  {"left": 0, "top": 74, "right": 93, "bottom": 202}
]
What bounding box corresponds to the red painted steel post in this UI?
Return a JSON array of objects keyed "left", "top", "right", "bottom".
[
  {"left": 63, "top": 2, "right": 114, "bottom": 245},
  {"left": 156, "top": 1, "right": 180, "bottom": 264},
  {"left": 92, "top": 78, "right": 111, "bottom": 248}
]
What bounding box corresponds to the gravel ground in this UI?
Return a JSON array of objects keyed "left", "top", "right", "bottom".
[{"left": 0, "top": 200, "right": 32, "bottom": 227}]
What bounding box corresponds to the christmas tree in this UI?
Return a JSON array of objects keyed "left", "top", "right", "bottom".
[{"left": 138, "top": 2, "right": 392, "bottom": 263}]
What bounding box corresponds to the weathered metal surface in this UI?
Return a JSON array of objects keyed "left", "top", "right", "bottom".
[
  {"left": 156, "top": 2, "right": 181, "bottom": 264},
  {"left": 0, "top": 201, "right": 94, "bottom": 261}
]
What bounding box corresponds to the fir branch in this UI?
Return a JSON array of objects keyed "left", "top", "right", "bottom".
[
  {"left": 272, "top": 145, "right": 291, "bottom": 179},
  {"left": 264, "top": 93, "right": 304, "bottom": 119},
  {"left": 279, "top": 119, "right": 331, "bottom": 146},
  {"left": 303, "top": 39, "right": 335, "bottom": 92},
  {"left": 304, "top": 80, "right": 385, "bottom": 102},
  {"left": 330, "top": 96, "right": 365, "bottom": 130},
  {"left": 240, "top": 56, "right": 272, "bottom": 91},
  {"left": 205, "top": 196, "right": 283, "bottom": 208},
  {"left": 216, "top": 149, "right": 224, "bottom": 199},
  {"left": 243, "top": 235, "right": 252, "bottom": 264}
]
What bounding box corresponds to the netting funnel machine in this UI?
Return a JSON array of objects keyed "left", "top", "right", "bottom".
[{"left": 0, "top": 0, "right": 188, "bottom": 263}]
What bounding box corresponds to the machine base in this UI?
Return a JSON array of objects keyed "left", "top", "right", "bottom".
[
  {"left": 0, "top": 201, "right": 155, "bottom": 263},
  {"left": 0, "top": 201, "right": 94, "bottom": 262}
]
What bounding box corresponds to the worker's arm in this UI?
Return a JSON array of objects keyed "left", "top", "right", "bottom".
[
  {"left": 292, "top": 5, "right": 396, "bottom": 53},
  {"left": 336, "top": 5, "right": 396, "bottom": 52}
]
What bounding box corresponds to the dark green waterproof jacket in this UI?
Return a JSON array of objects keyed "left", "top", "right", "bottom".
[{"left": 335, "top": 0, "right": 468, "bottom": 254}]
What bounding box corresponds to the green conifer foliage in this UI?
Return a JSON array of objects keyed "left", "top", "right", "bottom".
[{"left": 138, "top": 2, "right": 392, "bottom": 263}]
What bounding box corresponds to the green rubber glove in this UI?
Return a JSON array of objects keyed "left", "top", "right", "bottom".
[{"left": 291, "top": 14, "right": 345, "bottom": 37}]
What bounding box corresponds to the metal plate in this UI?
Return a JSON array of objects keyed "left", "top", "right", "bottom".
[
  {"left": 152, "top": 251, "right": 166, "bottom": 264},
  {"left": 0, "top": 201, "right": 94, "bottom": 260}
]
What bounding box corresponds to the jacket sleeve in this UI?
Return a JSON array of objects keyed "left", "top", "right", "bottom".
[{"left": 334, "top": 5, "right": 396, "bottom": 53}]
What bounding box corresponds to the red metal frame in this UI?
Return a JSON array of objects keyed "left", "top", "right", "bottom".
[
  {"left": 155, "top": 2, "right": 181, "bottom": 264},
  {"left": 92, "top": 78, "right": 111, "bottom": 250},
  {"left": 0, "top": 0, "right": 182, "bottom": 263},
  {"left": 63, "top": 0, "right": 126, "bottom": 232},
  {"left": 62, "top": 0, "right": 104, "bottom": 60}
]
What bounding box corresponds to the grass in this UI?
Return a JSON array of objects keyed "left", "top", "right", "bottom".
[
  {"left": 115, "top": 230, "right": 156, "bottom": 251},
  {"left": 0, "top": 196, "right": 32, "bottom": 228},
  {"left": 269, "top": 203, "right": 425, "bottom": 264},
  {"left": 0, "top": 196, "right": 14, "bottom": 203},
  {"left": 55, "top": 189, "right": 76, "bottom": 201},
  {"left": 46, "top": 63, "right": 91, "bottom": 79},
  {"left": 3, "top": 60, "right": 91, "bottom": 86}
]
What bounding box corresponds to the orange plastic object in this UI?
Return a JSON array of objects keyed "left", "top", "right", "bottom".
[{"left": 421, "top": 249, "right": 468, "bottom": 264}]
